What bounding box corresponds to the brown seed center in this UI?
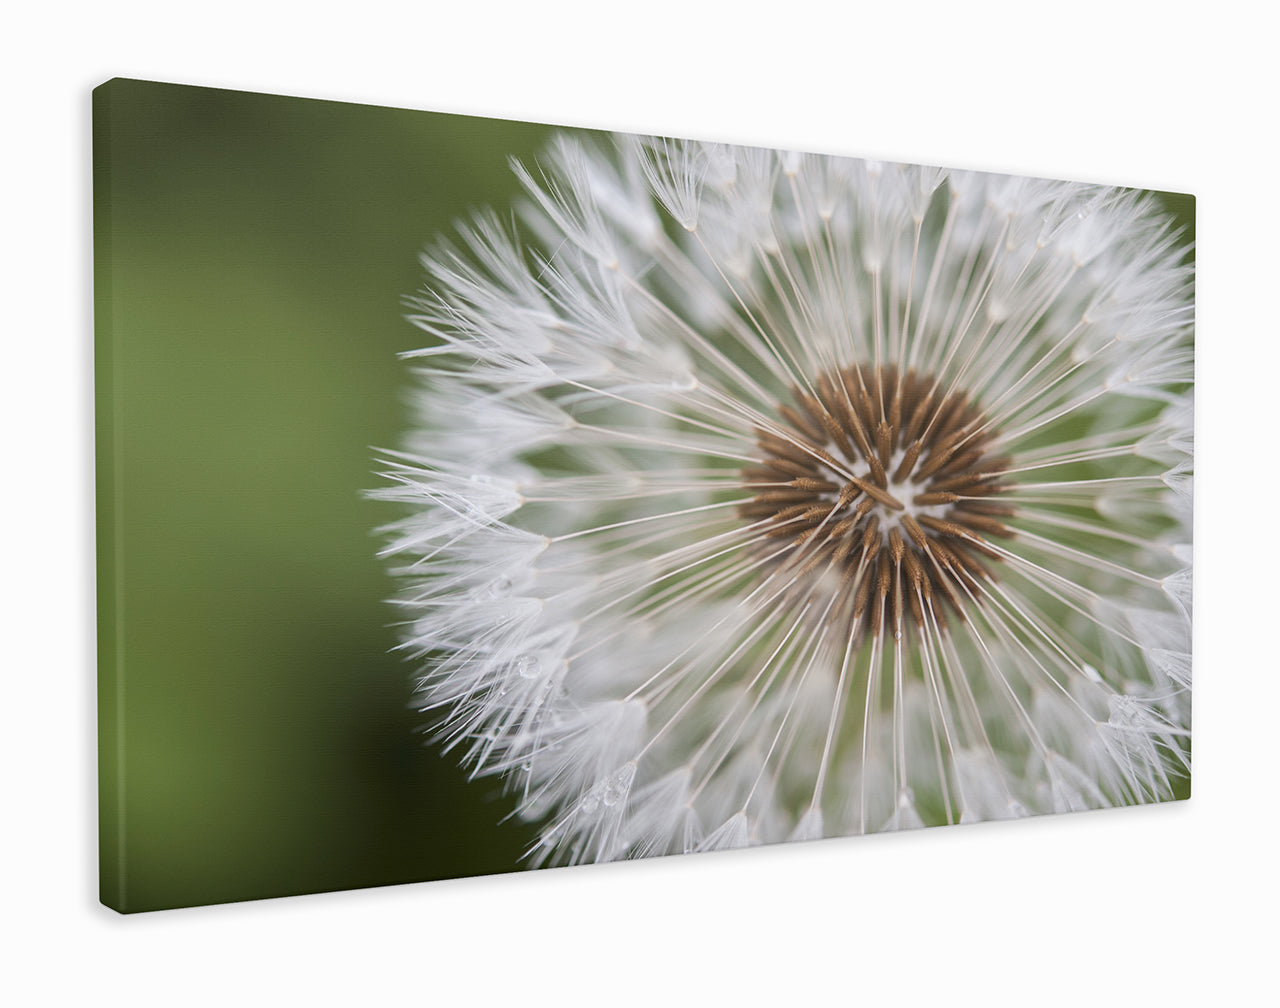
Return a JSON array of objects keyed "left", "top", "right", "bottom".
[{"left": 739, "top": 364, "right": 1013, "bottom": 640}]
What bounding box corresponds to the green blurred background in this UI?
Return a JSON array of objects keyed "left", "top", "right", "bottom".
[
  {"left": 95, "top": 79, "right": 555, "bottom": 912},
  {"left": 95, "top": 80, "right": 1194, "bottom": 913}
]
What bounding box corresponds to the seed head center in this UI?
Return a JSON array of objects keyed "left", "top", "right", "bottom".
[{"left": 739, "top": 364, "right": 1014, "bottom": 639}]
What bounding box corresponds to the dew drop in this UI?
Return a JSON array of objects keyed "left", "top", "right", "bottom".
[
  {"left": 602, "top": 764, "right": 635, "bottom": 807},
  {"left": 482, "top": 576, "right": 513, "bottom": 599},
  {"left": 516, "top": 654, "right": 541, "bottom": 679}
]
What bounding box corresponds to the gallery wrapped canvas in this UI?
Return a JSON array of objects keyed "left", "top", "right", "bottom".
[{"left": 96, "top": 79, "right": 1192, "bottom": 912}]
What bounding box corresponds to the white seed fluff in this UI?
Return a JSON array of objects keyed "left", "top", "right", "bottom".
[{"left": 375, "top": 135, "right": 1193, "bottom": 866}]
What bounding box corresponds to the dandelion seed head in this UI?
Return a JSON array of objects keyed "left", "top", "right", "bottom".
[
  {"left": 377, "top": 132, "right": 1193, "bottom": 866},
  {"left": 740, "top": 362, "right": 1013, "bottom": 642}
]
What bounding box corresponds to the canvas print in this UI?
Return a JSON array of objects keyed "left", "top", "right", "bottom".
[{"left": 96, "top": 79, "right": 1193, "bottom": 912}]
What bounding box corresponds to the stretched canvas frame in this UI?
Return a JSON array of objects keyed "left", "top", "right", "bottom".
[{"left": 95, "top": 78, "right": 1193, "bottom": 913}]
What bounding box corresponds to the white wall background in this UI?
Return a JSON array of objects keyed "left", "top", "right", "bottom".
[{"left": 4, "top": 3, "right": 1273, "bottom": 1003}]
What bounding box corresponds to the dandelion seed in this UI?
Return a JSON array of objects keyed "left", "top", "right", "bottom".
[{"left": 375, "top": 134, "right": 1193, "bottom": 866}]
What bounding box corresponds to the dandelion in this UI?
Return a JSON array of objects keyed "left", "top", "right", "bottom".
[{"left": 375, "top": 135, "right": 1192, "bottom": 867}]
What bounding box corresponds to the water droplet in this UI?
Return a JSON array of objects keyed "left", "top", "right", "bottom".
[
  {"left": 482, "top": 576, "right": 513, "bottom": 599},
  {"left": 602, "top": 764, "right": 634, "bottom": 807},
  {"left": 516, "top": 654, "right": 541, "bottom": 679},
  {"left": 580, "top": 792, "right": 600, "bottom": 814}
]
